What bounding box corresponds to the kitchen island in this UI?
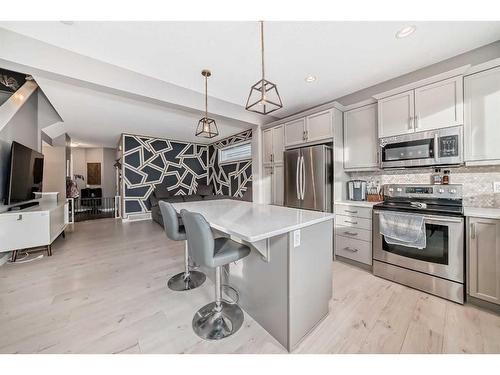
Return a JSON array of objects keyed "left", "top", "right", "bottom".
[{"left": 171, "top": 199, "right": 334, "bottom": 351}]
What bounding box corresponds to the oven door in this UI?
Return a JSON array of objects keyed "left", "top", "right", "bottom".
[{"left": 373, "top": 210, "right": 464, "bottom": 283}]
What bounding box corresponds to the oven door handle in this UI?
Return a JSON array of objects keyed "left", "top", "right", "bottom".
[{"left": 373, "top": 211, "right": 463, "bottom": 223}]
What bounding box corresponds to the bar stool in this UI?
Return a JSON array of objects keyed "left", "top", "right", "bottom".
[
  {"left": 180, "top": 209, "right": 251, "bottom": 340},
  {"left": 159, "top": 201, "right": 206, "bottom": 291}
]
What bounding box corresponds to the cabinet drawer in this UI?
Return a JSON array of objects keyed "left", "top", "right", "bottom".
[
  {"left": 335, "top": 235, "right": 372, "bottom": 265},
  {"left": 335, "top": 225, "right": 372, "bottom": 242},
  {"left": 0, "top": 212, "right": 49, "bottom": 250},
  {"left": 335, "top": 214, "right": 372, "bottom": 231},
  {"left": 334, "top": 204, "right": 372, "bottom": 219}
]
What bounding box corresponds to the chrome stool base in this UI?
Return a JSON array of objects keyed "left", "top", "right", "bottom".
[
  {"left": 167, "top": 270, "right": 206, "bottom": 291},
  {"left": 192, "top": 301, "right": 244, "bottom": 340}
]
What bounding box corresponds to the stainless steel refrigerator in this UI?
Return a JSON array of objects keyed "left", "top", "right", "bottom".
[{"left": 284, "top": 144, "right": 333, "bottom": 212}]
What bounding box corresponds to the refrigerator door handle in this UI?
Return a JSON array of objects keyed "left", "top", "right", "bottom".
[
  {"left": 300, "top": 156, "right": 305, "bottom": 200},
  {"left": 296, "top": 156, "right": 301, "bottom": 200}
]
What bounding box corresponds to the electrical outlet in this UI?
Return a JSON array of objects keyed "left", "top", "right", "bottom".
[{"left": 494, "top": 182, "right": 500, "bottom": 193}]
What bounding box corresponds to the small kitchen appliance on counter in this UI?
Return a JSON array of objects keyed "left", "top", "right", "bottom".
[{"left": 347, "top": 180, "right": 367, "bottom": 201}]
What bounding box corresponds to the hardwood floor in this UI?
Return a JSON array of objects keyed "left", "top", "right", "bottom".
[{"left": 0, "top": 218, "right": 498, "bottom": 354}]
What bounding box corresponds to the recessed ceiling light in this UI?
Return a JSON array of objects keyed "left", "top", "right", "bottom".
[
  {"left": 305, "top": 75, "right": 317, "bottom": 83},
  {"left": 396, "top": 25, "right": 416, "bottom": 39},
  {"left": 60, "top": 21, "right": 75, "bottom": 26}
]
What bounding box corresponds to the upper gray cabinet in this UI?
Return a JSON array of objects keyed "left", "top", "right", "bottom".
[
  {"left": 378, "top": 76, "right": 464, "bottom": 138},
  {"left": 284, "top": 110, "right": 333, "bottom": 147},
  {"left": 378, "top": 90, "right": 414, "bottom": 138},
  {"left": 343, "top": 104, "right": 378, "bottom": 171},
  {"left": 464, "top": 65, "right": 500, "bottom": 165},
  {"left": 414, "top": 76, "right": 463, "bottom": 131},
  {"left": 284, "top": 118, "right": 306, "bottom": 147},
  {"left": 305, "top": 110, "right": 333, "bottom": 143},
  {"left": 263, "top": 124, "right": 284, "bottom": 165}
]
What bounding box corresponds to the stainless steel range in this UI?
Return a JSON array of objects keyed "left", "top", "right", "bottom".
[{"left": 373, "top": 184, "right": 465, "bottom": 304}]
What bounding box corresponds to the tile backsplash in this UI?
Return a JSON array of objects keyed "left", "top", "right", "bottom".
[{"left": 348, "top": 165, "right": 500, "bottom": 208}]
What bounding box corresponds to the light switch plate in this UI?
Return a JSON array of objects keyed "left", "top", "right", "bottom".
[
  {"left": 293, "top": 230, "right": 301, "bottom": 247},
  {"left": 494, "top": 182, "right": 500, "bottom": 193}
]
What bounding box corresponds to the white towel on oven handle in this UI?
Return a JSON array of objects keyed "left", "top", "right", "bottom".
[{"left": 379, "top": 211, "right": 426, "bottom": 249}]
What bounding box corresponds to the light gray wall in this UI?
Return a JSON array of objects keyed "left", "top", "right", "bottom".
[
  {"left": 71, "top": 147, "right": 117, "bottom": 197},
  {"left": 102, "top": 148, "right": 117, "bottom": 197},
  {"left": 337, "top": 40, "right": 500, "bottom": 106},
  {"left": 42, "top": 141, "right": 66, "bottom": 200},
  {"left": 0, "top": 91, "right": 38, "bottom": 202}
]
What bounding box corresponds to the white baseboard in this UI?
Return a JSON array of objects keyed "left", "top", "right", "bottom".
[{"left": 122, "top": 213, "right": 152, "bottom": 222}]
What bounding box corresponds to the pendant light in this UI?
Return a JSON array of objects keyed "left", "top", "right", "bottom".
[
  {"left": 245, "top": 21, "right": 283, "bottom": 115},
  {"left": 196, "top": 69, "right": 219, "bottom": 138}
]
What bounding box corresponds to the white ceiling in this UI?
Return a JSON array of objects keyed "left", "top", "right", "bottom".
[
  {"left": 2, "top": 21, "right": 500, "bottom": 147},
  {"left": 36, "top": 76, "right": 248, "bottom": 147}
]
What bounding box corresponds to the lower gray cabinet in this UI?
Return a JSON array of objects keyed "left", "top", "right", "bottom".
[{"left": 468, "top": 217, "right": 500, "bottom": 305}]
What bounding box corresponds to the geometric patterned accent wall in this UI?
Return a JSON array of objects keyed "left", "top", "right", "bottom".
[
  {"left": 208, "top": 129, "right": 252, "bottom": 198},
  {"left": 122, "top": 134, "right": 208, "bottom": 214}
]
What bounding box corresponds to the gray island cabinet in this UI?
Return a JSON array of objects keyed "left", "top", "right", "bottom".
[{"left": 172, "top": 199, "right": 334, "bottom": 351}]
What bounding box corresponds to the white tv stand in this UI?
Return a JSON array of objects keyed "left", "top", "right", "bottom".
[{"left": 0, "top": 193, "right": 69, "bottom": 261}]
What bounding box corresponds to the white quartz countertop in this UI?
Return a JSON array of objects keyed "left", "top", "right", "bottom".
[
  {"left": 171, "top": 200, "right": 334, "bottom": 242},
  {"left": 464, "top": 207, "right": 500, "bottom": 219},
  {"left": 334, "top": 200, "right": 381, "bottom": 208}
]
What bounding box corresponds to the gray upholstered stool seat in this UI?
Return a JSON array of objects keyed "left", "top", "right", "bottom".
[
  {"left": 180, "top": 209, "right": 250, "bottom": 340},
  {"left": 159, "top": 201, "right": 206, "bottom": 291},
  {"left": 213, "top": 238, "right": 251, "bottom": 267}
]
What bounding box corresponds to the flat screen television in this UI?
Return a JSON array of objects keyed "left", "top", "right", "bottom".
[{"left": 6, "top": 141, "right": 44, "bottom": 205}]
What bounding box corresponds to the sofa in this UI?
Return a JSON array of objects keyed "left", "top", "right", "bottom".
[{"left": 149, "top": 183, "right": 252, "bottom": 227}]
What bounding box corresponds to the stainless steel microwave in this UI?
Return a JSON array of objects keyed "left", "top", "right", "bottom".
[{"left": 379, "top": 126, "right": 463, "bottom": 169}]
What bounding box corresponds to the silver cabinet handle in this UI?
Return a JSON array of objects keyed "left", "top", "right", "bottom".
[
  {"left": 344, "top": 210, "right": 358, "bottom": 214},
  {"left": 415, "top": 114, "right": 419, "bottom": 129},
  {"left": 303, "top": 130, "right": 306, "bottom": 141},
  {"left": 344, "top": 231, "right": 358, "bottom": 236},
  {"left": 17, "top": 214, "right": 22, "bottom": 221},
  {"left": 470, "top": 223, "right": 476, "bottom": 239},
  {"left": 344, "top": 220, "right": 358, "bottom": 224},
  {"left": 408, "top": 116, "right": 413, "bottom": 130},
  {"left": 343, "top": 247, "right": 359, "bottom": 252}
]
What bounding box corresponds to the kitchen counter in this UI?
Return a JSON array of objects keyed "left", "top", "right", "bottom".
[
  {"left": 464, "top": 207, "right": 500, "bottom": 219},
  {"left": 171, "top": 199, "right": 333, "bottom": 351},
  {"left": 334, "top": 200, "right": 381, "bottom": 208},
  {"left": 172, "top": 200, "right": 334, "bottom": 242}
]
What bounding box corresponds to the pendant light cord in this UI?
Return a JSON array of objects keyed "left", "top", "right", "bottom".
[
  {"left": 260, "top": 20, "right": 265, "bottom": 80},
  {"left": 205, "top": 74, "right": 208, "bottom": 119}
]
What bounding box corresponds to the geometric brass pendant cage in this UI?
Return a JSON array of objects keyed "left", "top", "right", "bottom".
[
  {"left": 245, "top": 21, "right": 283, "bottom": 115},
  {"left": 196, "top": 69, "right": 219, "bottom": 139}
]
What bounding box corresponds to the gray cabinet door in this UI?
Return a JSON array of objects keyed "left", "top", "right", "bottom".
[
  {"left": 343, "top": 104, "right": 378, "bottom": 170},
  {"left": 468, "top": 217, "right": 500, "bottom": 305},
  {"left": 378, "top": 90, "right": 415, "bottom": 138},
  {"left": 464, "top": 66, "right": 500, "bottom": 163}
]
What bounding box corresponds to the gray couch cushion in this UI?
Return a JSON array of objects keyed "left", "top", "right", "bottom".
[
  {"left": 197, "top": 183, "right": 214, "bottom": 197},
  {"left": 154, "top": 184, "right": 171, "bottom": 199},
  {"left": 183, "top": 194, "right": 203, "bottom": 202}
]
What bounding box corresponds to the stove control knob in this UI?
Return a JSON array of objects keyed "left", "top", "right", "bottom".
[
  {"left": 388, "top": 188, "right": 394, "bottom": 192},
  {"left": 438, "top": 188, "right": 445, "bottom": 194},
  {"left": 396, "top": 188, "right": 403, "bottom": 192},
  {"left": 450, "top": 189, "right": 457, "bottom": 194}
]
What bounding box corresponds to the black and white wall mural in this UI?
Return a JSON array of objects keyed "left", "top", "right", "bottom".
[
  {"left": 122, "top": 134, "right": 208, "bottom": 214},
  {"left": 122, "top": 129, "right": 253, "bottom": 215},
  {"left": 208, "top": 129, "right": 252, "bottom": 198}
]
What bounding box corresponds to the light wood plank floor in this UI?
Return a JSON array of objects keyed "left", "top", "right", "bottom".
[{"left": 0, "top": 218, "right": 499, "bottom": 354}]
